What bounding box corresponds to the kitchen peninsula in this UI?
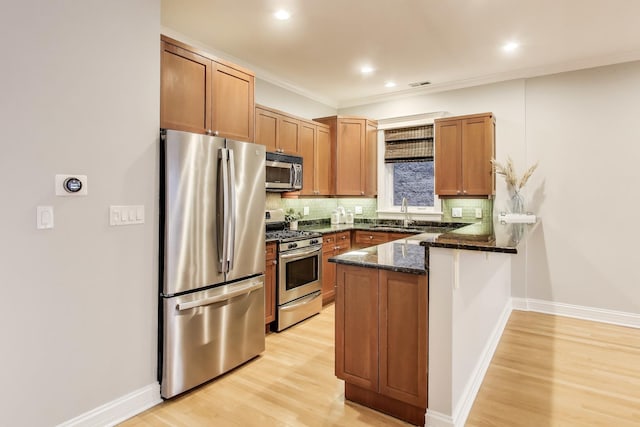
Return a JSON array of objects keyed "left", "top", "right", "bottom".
[{"left": 328, "top": 220, "right": 538, "bottom": 427}]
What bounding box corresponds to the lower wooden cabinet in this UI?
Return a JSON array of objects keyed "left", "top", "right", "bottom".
[
  {"left": 322, "top": 231, "right": 351, "bottom": 304},
  {"left": 335, "top": 264, "right": 428, "bottom": 425},
  {"left": 265, "top": 242, "right": 277, "bottom": 325},
  {"left": 353, "top": 230, "right": 416, "bottom": 249}
]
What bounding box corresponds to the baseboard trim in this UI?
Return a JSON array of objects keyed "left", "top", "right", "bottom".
[
  {"left": 426, "top": 409, "right": 454, "bottom": 427},
  {"left": 57, "top": 383, "right": 161, "bottom": 427},
  {"left": 512, "top": 298, "right": 640, "bottom": 329},
  {"left": 451, "top": 299, "right": 512, "bottom": 427}
]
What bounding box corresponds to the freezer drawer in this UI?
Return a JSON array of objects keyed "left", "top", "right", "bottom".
[{"left": 161, "top": 276, "right": 265, "bottom": 398}]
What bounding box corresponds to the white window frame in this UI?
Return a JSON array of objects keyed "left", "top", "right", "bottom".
[{"left": 376, "top": 112, "right": 448, "bottom": 220}]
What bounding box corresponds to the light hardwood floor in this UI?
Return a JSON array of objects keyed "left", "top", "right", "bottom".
[
  {"left": 119, "top": 304, "right": 409, "bottom": 427},
  {"left": 120, "top": 307, "right": 640, "bottom": 427},
  {"left": 466, "top": 310, "right": 640, "bottom": 426}
]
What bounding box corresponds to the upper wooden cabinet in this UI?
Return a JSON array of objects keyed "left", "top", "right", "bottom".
[
  {"left": 299, "top": 120, "right": 332, "bottom": 195},
  {"left": 434, "top": 112, "right": 495, "bottom": 197},
  {"left": 255, "top": 105, "right": 301, "bottom": 155},
  {"left": 314, "top": 116, "right": 378, "bottom": 197},
  {"left": 160, "top": 35, "right": 255, "bottom": 141}
]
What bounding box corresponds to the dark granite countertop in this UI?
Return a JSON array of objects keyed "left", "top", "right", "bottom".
[
  {"left": 328, "top": 239, "right": 428, "bottom": 275},
  {"left": 326, "top": 218, "right": 539, "bottom": 273}
]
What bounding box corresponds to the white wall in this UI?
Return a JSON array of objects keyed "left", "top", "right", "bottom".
[
  {"left": 255, "top": 79, "right": 336, "bottom": 119},
  {"left": 340, "top": 64, "right": 640, "bottom": 316},
  {"left": 0, "top": 1, "right": 160, "bottom": 426}
]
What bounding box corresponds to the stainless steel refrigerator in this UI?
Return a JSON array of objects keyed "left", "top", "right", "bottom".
[{"left": 159, "top": 129, "right": 266, "bottom": 399}]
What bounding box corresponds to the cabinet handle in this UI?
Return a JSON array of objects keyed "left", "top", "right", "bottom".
[
  {"left": 206, "top": 129, "right": 213, "bottom": 135},
  {"left": 457, "top": 190, "right": 461, "bottom": 195},
  {"left": 361, "top": 191, "right": 364, "bottom": 195},
  {"left": 463, "top": 190, "right": 467, "bottom": 194},
  {"left": 272, "top": 260, "right": 277, "bottom": 265},
  {"left": 369, "top": 235, "right": 373, "bottom": 239},
  {"left": 214, "top": 130, "right": 219, "bottom": 136}
]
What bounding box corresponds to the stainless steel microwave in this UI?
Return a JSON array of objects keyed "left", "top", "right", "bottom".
[{"left": 265, "top": 152, "right": 302, "bottom": 192}]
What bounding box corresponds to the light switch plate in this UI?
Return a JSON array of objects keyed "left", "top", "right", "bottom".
[
  {"left": 110, "top": 205, "right": 145, "bottom": 226},
  {"left": 452, "top": 207, "right": 463, "bottom": 218},
  {"left": 303, "top": 206, "right": 309, "bottom": 216},
  {"left": 355, "top": 206, "right": 363, "bottom": 214},
  {"left": 36, "top": 206, "right": 54, "bottom": 229},
  {"left": 475, "top": 208, "right": 483, "bottom": 219}
]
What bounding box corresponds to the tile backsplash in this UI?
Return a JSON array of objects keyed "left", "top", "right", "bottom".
[
  {"left": 266, "top": 194, "right": 377, "bottom": 220},
  {"left": 441, "top": 198, "right": 493, "bottom": 223}
]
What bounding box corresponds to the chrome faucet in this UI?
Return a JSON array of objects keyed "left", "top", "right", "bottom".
[{"left": 400, "top": 197, "right": 411, "bottom": 227}]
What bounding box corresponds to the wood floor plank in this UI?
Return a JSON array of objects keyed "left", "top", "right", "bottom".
[
  {"left": 119, "top": 304, "right": 410, "bottom": 427},
  {"left": 466, "top": 310, "right": 640, "bottom": 427},
  {"left": 120, "top": 307, "right": 640, "bottom": 426}
]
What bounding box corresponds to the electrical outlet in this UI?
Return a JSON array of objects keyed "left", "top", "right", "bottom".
[
  {"left": 452, "top": 207, "right": 463, "bottom": 218},
  {"left": 303, "top": 206, "right": 309, "bottom": 216},
  {"left": 355, "top": 206, "right": 363, "bottom": 214},
  {"left": 475, "top": 208, "right": 483, "bottom": 219}
]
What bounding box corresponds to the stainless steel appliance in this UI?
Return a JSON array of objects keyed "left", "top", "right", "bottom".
[
  {"left": 265, "top": 151, "right": 303, "bottom": 192},
  {"left": 159, "top": 129, "right": 266, "bottom": 399},
  {"left": 266, "top": 210, "right": 322, "bottom": 331}
]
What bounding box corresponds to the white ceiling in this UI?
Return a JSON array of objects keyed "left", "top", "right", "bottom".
[{"left": 161, "top": 0, "right": 640, "bottom": 108}]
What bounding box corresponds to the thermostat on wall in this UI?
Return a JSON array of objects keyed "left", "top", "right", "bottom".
[{"left": 55, "top": 174, "right": 88, "bottom": 196}]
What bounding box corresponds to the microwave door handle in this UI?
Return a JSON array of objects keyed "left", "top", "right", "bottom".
[
  {"left": 218, "top": 148, "right": 229, "bottom": 273},
  {"left": 227, "top": 148, "right": 236, "bottom": 270}
]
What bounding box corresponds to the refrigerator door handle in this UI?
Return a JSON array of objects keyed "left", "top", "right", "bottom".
[
  {"left": 218, "top": 148, "right": 230, "bottom": 273},
  {"left": 175, "top": 281, "right": 264, "bottom": 311},
  {"left": 227, "top": 148, "right": 236, "bottom": 270}
]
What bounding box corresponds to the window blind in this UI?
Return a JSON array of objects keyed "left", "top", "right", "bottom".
[{"left": 384, "top": 125, "right": 434, "bottom": 163}]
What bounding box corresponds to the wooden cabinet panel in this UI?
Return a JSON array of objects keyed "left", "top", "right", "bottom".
[
  {"left": 378, "top": 270, "right": 428, "bottom": 407},
  {"left": 337, "top": 119, "right": 365, "bottom": 195},
  {"left": 212, "top": 62, "right": 254, "bottom": 141},
  {"left": 160, "top": 41, "right": 211, "bottom": 134},
  {"left": 314, "top": 116, "right": 377, "bottom": 196},
  {"left": 316, "top": 126, "right": 332, "bottom": 195},
  {"left": 435, "top": 112, "right": 495, "bottom": 197},
  {"left": 299, "top": 122, "right": 316, "bottom": 196},
  {"left": 365, "top": 121, "right": 378, "bottom": 197},
  {"left": 160, "top": 36, "right": 255, "bottom": 140},
  {"left": 322, "top": 232, "right": 351, "bottom": 304},
  {"left": 335, "top": 265, "right": 379, "bottom": 390},
  {"left": 255, "top": 107, "right": 278, "bottom": 152},
  {"left": 388, "top": 232, "right": 414, "bottom": 241},
  {"left": 461, "top": 116, "right": 495, "bottom": 196},
  {"left": 354, "top": 230, "right": 389, "bottom": 248},
  {"left": 265, "top": 242, "right": 277, "bottom": 324},
  {"left": 278, "top": 116, "right": 300, "bottom": 154}
]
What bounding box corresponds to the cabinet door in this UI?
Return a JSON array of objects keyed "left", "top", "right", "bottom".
[
  {"left": 461, "top": 115, "right": 495, "bottom": 196},
  {"left": 299, "top": 122, "right": 316, "bottom": 195},
  {"left": 353, "top": 230, "right": 388, "bottom": 248},
  {"left": 364, "top": 120, "right": 378, "bottom": 197},
  {"left": 278, "top": 115, "right": 300, "bottom": 154},
  {"left": 335, "top": 265, "right": 379, "bottom": 391},
  {"left": 211, "top": 62, "right": 254, "bottom": 141},
  {"left": 335, "top": 232, "right": 351, "bottom": 253},
  {"left": 316, "top": 126, "right": 332, "bottom": 195},
  {"left": 336, "top": 119, "right": 365, "bottom": 195},
  {"left": 255, "top": 107, "right": 278, "bottom": 152},
  {"left": 265, "top": 243, "right": 277, "bottom": 324},
  {"left": 378, "top": 270, "right": 428, "bottom": 407},
  {"left": 322, "top": 251, "right": 336, "bottom": 304},
  {"left": 160, "top": 41, "right": 212, "bottom": 134},
  {"left": 435, "top": 119, "right": 462, "bottom": 196}
]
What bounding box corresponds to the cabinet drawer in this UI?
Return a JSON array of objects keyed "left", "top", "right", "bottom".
[
  {"left": 323, "top": 233, "right": 336, "bottom": 248},
  {"left": 265, "top": 242, "right": 277, "bottom": 261},
  {"left": 354, "top": 230, "right": 388, "bottom": 246}
]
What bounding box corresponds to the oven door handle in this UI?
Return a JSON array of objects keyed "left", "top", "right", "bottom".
[
  {"left": 280, "top": 247, "right": 321, "bottom": 260},
  {"left": 176, "top": 281, "right": 263, "bottom": 311},
  {"left": 280, "top": 291, "right": 321, "bottom": 312}
]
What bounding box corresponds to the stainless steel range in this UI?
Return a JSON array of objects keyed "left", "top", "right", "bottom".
[{"left": 266, "top": 209, "right": 323, "bottom": 331}]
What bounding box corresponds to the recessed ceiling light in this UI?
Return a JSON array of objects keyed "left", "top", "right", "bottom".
[
  {"left": 360, "top": 65, "right": 374, "bottom": 74},
  {"left": 385, "top": 81, "right": 396, "bottom": 88},
  {"left": 274, "top": 10, "right": 291, "bottom": 20},
  {"left": 502, "top": 41, "right": 519, "bottom": 52}
]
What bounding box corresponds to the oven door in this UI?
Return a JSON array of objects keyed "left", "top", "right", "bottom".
[{"left": 278, "top": 245, "right": 322, "bottom": 305}]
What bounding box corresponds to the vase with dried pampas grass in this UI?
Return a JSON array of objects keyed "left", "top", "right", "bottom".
[{"left": 491, "top": 157, "right": 538, "bottom": 213}]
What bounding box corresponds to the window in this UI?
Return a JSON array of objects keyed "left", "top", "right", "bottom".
[{"left": 376, "top": 115, "right": 444, "bottom": 217}]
